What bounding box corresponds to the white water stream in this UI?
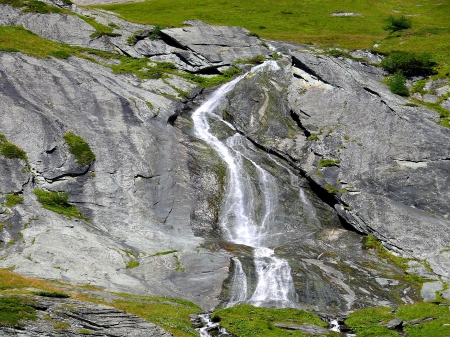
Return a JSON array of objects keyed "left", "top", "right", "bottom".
[{"left": 191, "top": 61, "right": 298, "bottom": 309}]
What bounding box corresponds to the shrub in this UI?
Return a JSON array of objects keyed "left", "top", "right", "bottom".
[
  {"left": 383, "top": 15, "right": 412, "bottom": 32},
  {"left": 380, "top": 51, "right": 435, "bottom": 76},
  {"left": 63, "top": 132, "right": 95, "bottom": 166},
  {"left": 34, "top": 291, "right": 70, "bottom": 298},
  {"left": 387, "top": 72, "right": 409, "bottom": 96},
  {"left": 149, "top": 25, "right": 165, "bottom": 39},
  {"left": 34, "top": 189, "right": 88, "bottom": 220}
]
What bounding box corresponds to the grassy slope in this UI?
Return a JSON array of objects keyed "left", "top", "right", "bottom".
[{"left": 94, "top": 0, "right": 449, "bottom": 70}]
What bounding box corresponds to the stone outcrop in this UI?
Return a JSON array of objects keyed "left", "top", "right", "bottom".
[{"left": 0, "top": 296, "right": 174, "bottom": 337}]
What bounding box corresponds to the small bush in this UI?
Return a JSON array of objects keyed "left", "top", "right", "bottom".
[
  {"left": 34, "top": 189, "right": 87, "bottom": 220},
  {"left": 4, "top": 194, "right": 24, "bottom": 207},
  {"left": 387, "top": 72, "right": 409, "bottom": 96},
  {"left": 149, "top": 25, "right": 165, "bottom": 39},
  {"left": 221, "top": 66, "right": 242, "bottom": 78},
  {"left": 383, "top": 15, "right": 412, "bottom": 32},
  {"left": 380, "top": 51, "right": 435, "bottom": 76},
  {"left": 63, "top": 132, "right": 95, "bottom": 166},
  {"left": 37, "top": 290, "right": 66, "bottom": 297}
]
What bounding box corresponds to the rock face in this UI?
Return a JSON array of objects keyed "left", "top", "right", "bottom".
[
  {"left": 0, "top": 0, "right": 449, "bottom": 318},
  {"left": 0, "top": 296, "right": 174, "bottom": 337}
]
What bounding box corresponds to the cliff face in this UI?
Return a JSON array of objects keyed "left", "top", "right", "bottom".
[{"left": 0, "top": 1, "right": 449, "bottom": 315}]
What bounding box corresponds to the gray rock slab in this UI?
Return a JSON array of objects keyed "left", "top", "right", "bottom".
[
  {"left": 0, "top": 52, "right": 229, "bottom": 309},
  {"left": 1, "top": 297, "right": 174, "bottom": 337},
  {"left": 421, "top": 281, "right": 443, "bottom": 302}
]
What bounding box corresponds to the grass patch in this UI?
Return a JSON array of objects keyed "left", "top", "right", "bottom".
[
  {"left": 63, "top": 132, "right": 96, "bottom": 166},
  {"left": 151, "top": 250, "right": 179, "bottom": 257},
  {"left": 53, "top": 321, "right": 70, "bottom": 331},
  {"left": 126, "top": 260, "right": 140, "bottom": 269},
  {"left": 211, "top": 304, "right": 332, "bottom": 337},
  {"left": 346, "top": 302, "right": 450, "bottom": 337},
  {"left": 363, "top": 234, "right": 409, "bottom": 270},
  {"left": 0, "top": 134, "right": 28, "bottom": 162},
  {"left": 0, "top": 0, "right": 65, "bottom": 14},
  {"left": 33, "top": 291, "right": 70, "bottom": 298},
  {"left": 4, "top": 194, "right": 24, "bottom": 207},
  {"left": 318, "top": 158, "right": 340, "bottom": 168},
  {"left": 75, "top": 15, "right": 121, "bottom": 38},
  {"left": 0, "top": 296, "right": 37, "bottom": 326},
  {"left": 34, "top": 189, "right": 88, "bottom": 221},
  {"left": 234, "top": 55, "right": 266, "bottom": 65},
  {"left": 113, "top": 296, "right": 201, "bottom": 337}
]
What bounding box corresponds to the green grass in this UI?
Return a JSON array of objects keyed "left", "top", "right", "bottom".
[
  {"left": 126, "top": 260, "right": 140, "bottom": 269},
  {"left": 0, "top": 296, "right": 37, "bottom": 326},
  {"left": 0, "top": 0, "right": 65, "bottom": 13},
  {"left": 4, "top": 194, "right": 24, "bottom": 207},
  {"left": 318, "top": 158, "right": 340, "bottom": 168},
  {"left": 34, "top": 189, "right": 88, "bottom": 221},
  {"left": 113, "top": 296, "right": 201, "bottom": 337},
  {"left": 212, "top": 304, "right": 333, "bottom": 337},
  {"left": 346, "top": 302, "right": 450, "bottom": 337},
  {"left": 63, "top": 132, "right": 96, "bottom": 166},
  {"left": 0, "top": 134, "right": 28, "bottom": 162}
]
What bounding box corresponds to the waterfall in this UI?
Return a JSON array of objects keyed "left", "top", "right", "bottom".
[{"left": 191, "top": 61, "right": 299, "bottom": 308}]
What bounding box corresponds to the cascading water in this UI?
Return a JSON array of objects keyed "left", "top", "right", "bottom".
[{"left": 191, "top": 61, "right": 299, "bottom": 309}]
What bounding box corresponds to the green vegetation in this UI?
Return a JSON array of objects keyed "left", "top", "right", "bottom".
[
  {"left": 386, "top": 72, "right": 409, "bottom": 96},
  {"left": 383, "top": 15, "right": 412, "bottom": 32},
  {"left": 346, "top": 302, "right": 450, "bottom": 337},
  {"left": 318, "top": 158, "right": 340, "bottom": 168},
  {"left": 76, "top": 15, "right": 121, "bottom": 38},
  {"left": 34, "top": 189, "right": 88, "bottom": 221},
  {"left": 0, "top": 296, "right": 36, "bottom": 326},
  {"left": 0, "top": 134, "right": 28, "bottom": 162},
  {"left": 63, "top": 132, "right": 96, "bottom": 166},
  {"left": 53, "top": 321, "right": 70, "bottom": 331},
  {"left": 380, "top": 51, "right": 435, "bottom": 77},
  {"left": 113, "top": 295, "right": 201, "bottom": 337},
  {"left": 34, "top": 291, "right": 70, "bottom": 298},
  {"left": 0, "top": 0, "right": 65, "bottom": 14},
  {"left": 126, "top": 260, "right": 140, "bottom": 269},
  {"left": 212, "top": 304, "right": 333, "bottom": 337},
  {"left": 363, "top": 234, "right": 411, "bottom": 271},
  {"left": 150, "top": 250, "right": 179, "bottom": 257},
  {"left": 149, "top": 25, "right": 165, "bottom": 39},
  {"left": 234, "top": 55, "right": 266, "bottom": 65},
  {"left": 4, "top": 194, "right": 24, "bottom": 207}
]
